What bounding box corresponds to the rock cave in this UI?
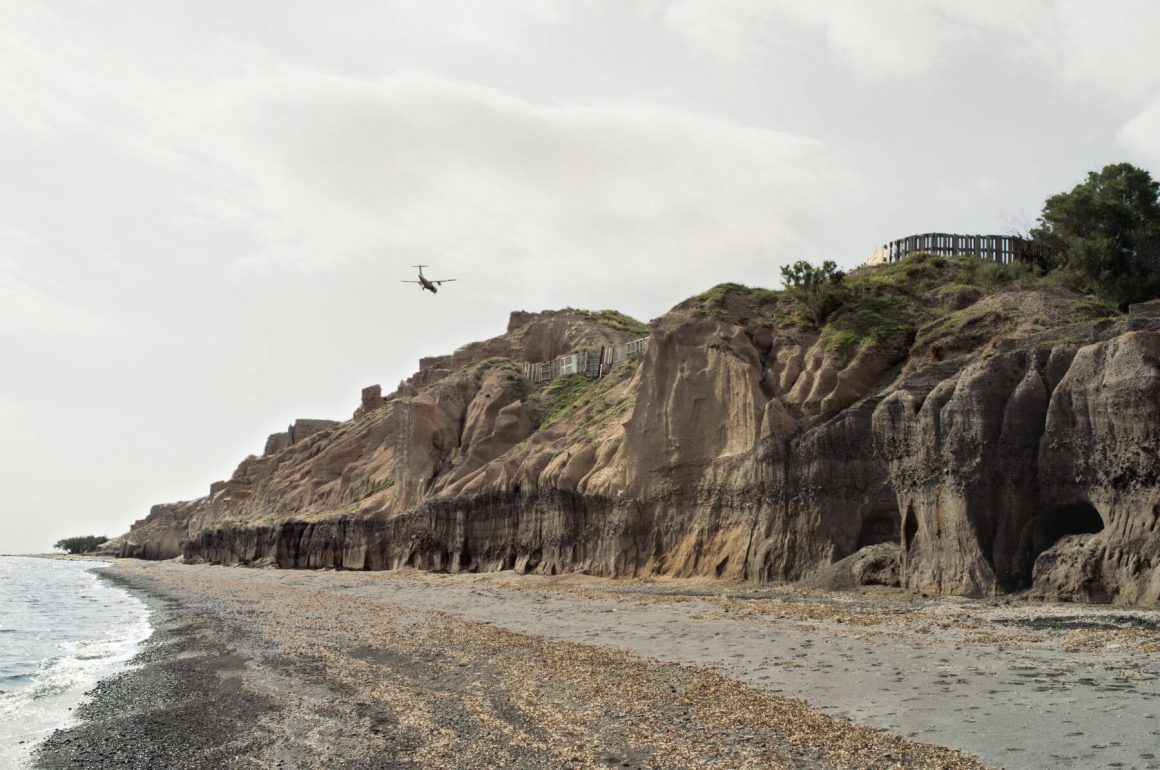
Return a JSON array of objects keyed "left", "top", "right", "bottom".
[
  {"left": 1022, "top": 501, "right": 1105, "bottom": 587},
  {"left": 857, "top": 506, "right": 902, "bottom": 550}
]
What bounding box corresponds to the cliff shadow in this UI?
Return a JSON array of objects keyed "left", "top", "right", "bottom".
[
  {"left": 1018, "top": 500, "right": 1104, "bottom": 588},
  {"left": 857, "top": 505, "right": 902, "bottom": 550}
]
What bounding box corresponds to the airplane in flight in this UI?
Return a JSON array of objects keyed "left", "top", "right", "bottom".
[{"left": 401, "top": 265, "right": 457, "bottom": 294}]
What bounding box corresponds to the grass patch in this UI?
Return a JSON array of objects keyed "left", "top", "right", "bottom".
[
  {"left": 574, "top": 395, "right": 636, "bottom": 440},
  {"left": 820, "top": 286, "right": 916, "bottom": 353},
  {"left": 210, "top": 517, "right": 249, "bottom": 531},
  {"left": 686, "top": 282, "right": 789, "bottom": 322},
  {"left": 346, "top": 478, "right": 394, "bottom": 507},
  {"left": 577, "top": 309, "right": 649, "bottom": 337},
  {"left": 1074, "top": 297, "right": 1119, "bottom": 320},
  {"left": 475, "top": 356, "right": 529, "bottom": 400},
  {"left": 767, "top": 309, "right": 816, "bottom": 330},
  {"left": 530, "top": 359, "right": 638, "bottom": 432},
  {"left": 818, "top": 252, "right": 1063, "bottom": 356},
  {"left": 930, "top": 283, "right": 985, "bottom": 314},
  {"left": 475, "top": 356, "right": 521, "bottom": 379},
  {"left": 532, "top": 374, "right": 603, "bottom": 431},
  {"left": 911, "top": 304, "right": 990, "bottom": 349}
]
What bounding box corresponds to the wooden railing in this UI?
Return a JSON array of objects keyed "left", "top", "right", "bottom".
[{"left": 867, "top": 233, "right": 1050, "bottom": 267}]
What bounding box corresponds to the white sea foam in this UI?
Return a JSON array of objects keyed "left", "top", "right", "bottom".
[{"left": 0, "top": 557, "right": 152, "bottom": 769}]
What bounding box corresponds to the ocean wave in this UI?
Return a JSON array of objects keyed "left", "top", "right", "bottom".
[
  {"left": 1, "top": 622, "right": 151, "bottom": 708},
  {"left": 0, "top": 558, "right": 152, "bottom": 770},
  {"left": 0, "top": 673, "right": 33, "bottom": 687}
]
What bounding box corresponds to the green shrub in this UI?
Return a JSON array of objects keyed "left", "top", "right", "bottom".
[
  {"left": 688, "top": 282, "right": 785, "bottom": 319},
  {"left": 531, "top": 374, "right": 602, "bottom": 431},
  {"left": 1032, "top": 162, "right": 1160, "bottom": 306},
  {"left": 475, "top": 356, "right": 521, "bottom": 379},
  {"left": 780, "top": 260, "right": 846, "bottom": 326},
  {"left": 531, "top": 360, "right": 639, "bottom": 432},
  {"left": 53, "top": 535, "right": 108, "bottom": 554},
  {"left": 474, "top": 356, "right": 530, "bottom": 400},
  {"left": 577, "top": 310, "right": 650, "bottom": 337}
]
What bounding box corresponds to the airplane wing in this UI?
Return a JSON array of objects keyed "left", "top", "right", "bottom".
[
  {"left": 433, "top": 279, "right": 457, "bottom": 285},
  {"left": 400, "top": 280, "right": 422, "bottom": 284}
]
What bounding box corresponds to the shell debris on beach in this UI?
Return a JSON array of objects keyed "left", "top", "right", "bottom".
[{"left": 30, "top": 561, "right": 1160, "bottom": 770}]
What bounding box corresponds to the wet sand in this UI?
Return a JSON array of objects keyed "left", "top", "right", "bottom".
[{"left": 35, "top": 561, "right": 1160, "bottom": 769}]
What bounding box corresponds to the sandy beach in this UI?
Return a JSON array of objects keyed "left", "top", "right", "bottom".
[{"left": 32, "top": 561, "right": 1160, "bottom": 770}]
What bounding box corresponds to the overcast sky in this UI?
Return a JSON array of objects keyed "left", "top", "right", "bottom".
[{"left": 3, "top": 1, "right": 1160, "bottom": 552}]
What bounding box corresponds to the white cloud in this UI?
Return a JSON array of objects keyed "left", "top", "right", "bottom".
[
  {"left": 386, "top": 0, "right": 570, "bottom": 52},
  {"left": 0, "top": 10, "right": 85, "bottom": 136},
  {"left": 0, "top": 0, "right": 862, "bottom": 289},
  {"left": 1119, "top": 97, "right": 1160, "bottom": 167},
  {"left": 654, "top": 0, "right": 1160, "bottom": 176},
  {"left": 0, "top": 225, "right": 106, "bottom": 337},
  {"left": 776, "top": 1, "right": 964, "bottom": 79},
  {"left": 656, "top": 0, "right": 1160, "bottom": 98},
  {"left": 129, "top": 68, "right": 861, "bottom": 288},
  {"left": 0, "top": 395, "right": 35, "bottom": 445},
  {"left": 1048, "top": 1, "right": 1160, "bottom": 101},
  {"left": 656, "top": 0, "right": 998, "bottom": 78},
  {"left": 0, "top": 273, "right": 102, "bottom": 337}
]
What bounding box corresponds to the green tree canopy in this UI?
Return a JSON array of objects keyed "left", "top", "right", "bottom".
[
  {"left": 53, "top": 535, "right": 108, "bottom": 554},
  {"left": 780, "top": 259, "right": 845, "bottom": 326},
  {"left": 1032, "top": 162, "right": 1160, "bottom": 306}
]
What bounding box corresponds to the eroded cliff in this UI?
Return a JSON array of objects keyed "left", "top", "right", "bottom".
[{"left": 109, "top": 261, "right": 1160, "bottom": 605}]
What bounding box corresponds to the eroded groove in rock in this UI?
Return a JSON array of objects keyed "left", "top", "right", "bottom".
[{"left": 104, "top": 284, "right": 1160, "bottom": 605}]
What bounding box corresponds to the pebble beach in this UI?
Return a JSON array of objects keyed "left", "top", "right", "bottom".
[{"left": 32, "top": 561, "right": 1160, "bottom": 770}]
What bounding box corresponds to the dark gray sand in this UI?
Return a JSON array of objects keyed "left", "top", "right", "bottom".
[
  {"left": 34, "top": 562, "right": 1160, "bottom": 769},
  {"left": 31, "top": 573, "right": 398, "bottom": 770}
]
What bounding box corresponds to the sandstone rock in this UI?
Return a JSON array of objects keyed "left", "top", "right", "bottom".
[
  {"left": 810, "top": 543, "right": 902, "bottom": 590},
  {"left": 289, "top": 418, "right": 339, "bottom": 443},
  {"left": 263, "top": 418, "right": 340, "bottom": 456},
  {"left": 263, "top": 432, "right": 290, "bottom": 456},
  {"left": 1129, "top": 298, "right": 1160, "bottom": 318},
  {"left": 116, "top": 500, "right": 207, "bottom": 560},
  {"left": 355, "top": 384, "right": 384, "bottom": 418},
  {"left": 115, "top": 297, "right": 1160, "bottom": 605}
]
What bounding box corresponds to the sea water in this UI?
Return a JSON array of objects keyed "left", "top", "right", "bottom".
[{"left": 0, "top": 556, "right": 151, "bottom": 769}]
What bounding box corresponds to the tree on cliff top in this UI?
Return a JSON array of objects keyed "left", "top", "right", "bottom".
[
  {"left": 53, "top": 535, "right": 108, "bottom": 554},
  {"left": 780, "top": 259, "right": 846, "bottom": 326},
  {"left": 1033, "top": 162, "right": 1160, "bottom": 307}
]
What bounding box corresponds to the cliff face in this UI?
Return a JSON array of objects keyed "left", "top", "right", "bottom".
[{"left": 113, "top": 277, "right": 1160, "bottom": 605}]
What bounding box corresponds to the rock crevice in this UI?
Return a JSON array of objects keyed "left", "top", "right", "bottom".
[{"left": 108, "top": 297, "right": 1160, "bottom": 605}]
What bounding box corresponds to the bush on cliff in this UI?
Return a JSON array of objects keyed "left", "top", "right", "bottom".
[
  {"left": 1032, "top": 162, "right": 1160, "bottom": 307},
  {"left": 577, "top": 309, "right": 650, "bottom": 337},
  {"left": 779, "top": 260, "right": 846, "bottom": 326},
  {"left": 819, "top": 251, "right": 1030, "bottom": 353},
  {"left": 53, "top": 535, "right": 108, "bottom": 554},
  {"left": 532, "top": 373, "right": 607, "bottom": 432}
]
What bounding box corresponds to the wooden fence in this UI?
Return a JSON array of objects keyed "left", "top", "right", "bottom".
[
  {"left": 866, "top": 233, "right": 1050, "bottom": 267},
  {"left": 521, "top": 337, "right": 649, "bottom": 385}
]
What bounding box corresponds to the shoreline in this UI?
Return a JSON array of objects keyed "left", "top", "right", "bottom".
[
  {"left": 31, "top": 570, "right": 281, "bottom": 770},
  {"left": 30, "top": 567, "right": 379, "bottom": 770},
  {"left": 31, "top": 561, "right": 1160, "bottom": 769},
  {"left": 0, "top": 557, "right": 150, "bottom": 770}
]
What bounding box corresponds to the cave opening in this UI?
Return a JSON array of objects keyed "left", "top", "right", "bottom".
[
  {"left": 902, "top": 506, "right": 918, "bottom": 554},
  {"left": 1021, "top": 501, "right": 1104, "bottom": 585},
  {"left": 857, "top": 506, "right": 902, "bottom": 550}
]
